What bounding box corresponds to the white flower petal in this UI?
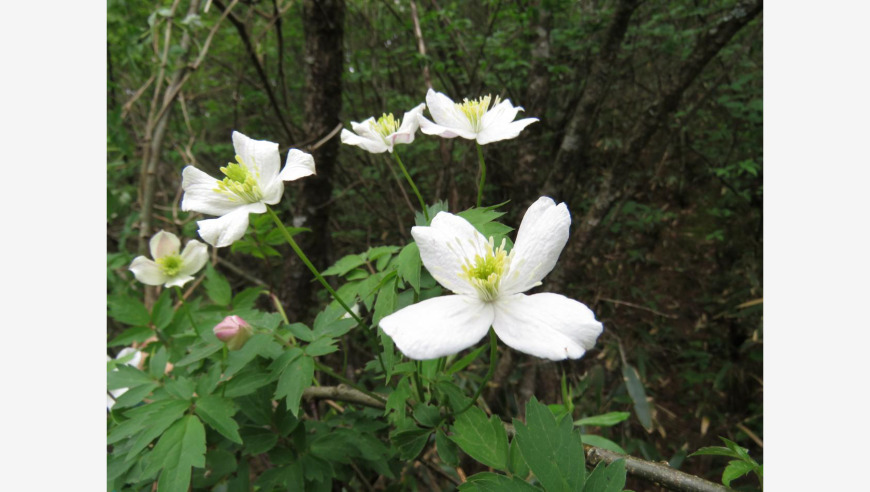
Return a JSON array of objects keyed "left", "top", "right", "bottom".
[
  {"left": 196, "top": 203, "right": 265, "bottom": 248},
  {"left": 476, "top": 117, "right": 539, "bottom": 145},
  {"left": 391, "top": 103, "right": 426, "bottom": 145},
  {"left": 117, "top": 347, "right": 144, "bottom": 367},
  {"left": 181, "top": 166, "right": 243, "bottom": 216},
  {"left": 351, "top": 118, "right": 379, "bottom": 139},
  {"left": 492, "top": 293, "right": 602, "bottom": 361},
  {"left": 178, "top": 240, "right": 209, "bottom": 277},
  {"left": 165, "top": 275, "right": 196, "bottom": 289},
  {"left": 149, "top": 230, "right": 180, "bottom": 259},
  {"left": 260, "top": 180, "right": 285, "bottom": 205},
  {"left": 501, "top": 197, "right": 571, "bottom": 295},
  {"left": 425, "top": 88, "right": 474, "bottom": 133},
  {"left": 412, "top": 212, "right": 488, "bottom": 295},
  {"left": 232, "top": 131, "right": 281, "bottom": 184},
  {"left": 380, "top": 295, "right": 494, "bottom": 359},
  {"left": 342, "top": 128, "right": 389, "bottom": 153},
  {"left": 480, "top": 99, "right": 521, "bottom": 129},
  {"left": 129, "top": 257, "right": 168, "bottom": 286},
  {"left": 417, "top": 115, "right": 478, "bottom": 140},
  {"left": 278, "top": 149, "right": 317, "bottom": 181}
]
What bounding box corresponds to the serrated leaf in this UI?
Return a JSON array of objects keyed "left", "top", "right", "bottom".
[
  {"left": 722, "top": 459, "right": 754, "bottom": 487},
  {"left": 391, "top": 426, "right": 431, "bottom": 460},
  {"left": 287, "top": 322, "right": 315, "bottom": 342},
  {"left": 397, "top": 242, "right": 422, "bottom": 293},
  {"left": 449, "top": 405, "right": 509, "bottom": 471},
  {"left": 304, "top": 337, "right": 338, "bottom": 356},
  {"left": 275, "top": 354, "right": 314, "bottom": 417},
  {"left": 240, "top": 426, "right": 279, "bottom": 455},
  {"left": 108, "top": 295, "right": 151, "bottom": 326},
  {"left": 205, "top": 265, "right": 232, "bottom": 306},
  {"left": 514, "top": 397, "right": 584, "bottom": 492},
  {"left": 108, "top": 325, "right": 154, "bottom": 346},
  {"left": 144, "top": 415, "right": 206, "bottom": 492},
  {"left": 108, "top": 365, "right": 153, "bottom": 390},
  {"left": 118, "top": 399, "right": 191, "bottom": 459},
  {"left": 459, "top": 472, "right": 539, "bottom": 492},
  {"left": 195, "top": 395, "right": 242, "bottom": 444},
  {"left": 223, "top": 333, "right": 273, "bottom": 379},
  {"left": 509, "top": 437, "right": 530, "bottom": 479},
  {"left": 373, "top": 276, "right": 398, "bottom": 326},
  {"left": 221, "top": 370, "right": 272, "bottom": 398},
  {"left": 584, "top": 458, "right": 626, "bottom": 492},
  {"left": 574, "top": 412, "right": 631, "bottom": 427},
  {"left": 174, "top": 342, "right": 223, "bottom": 367},
  {"left": 322, "top": 253, "right": 367, "bottom": 276},
  {"left": 622, "top": 363, "right": 653, "bottom": 432},
  {"left": 112, "top": 382, "right": 159, "bottom": 409},
  {"left": 149, "top": 346, "right": 169, "bottom": 379},
  {"left": 232, "top": 287, "right": 264, "bottom": 310},
  {"left": 165, "top": 377, "right": 196, "bottom": 400},
  {"left": 689, "top": 446, "right": 742, "bottom": 459},
  {"left": 151, "top": 289, "right": 174, "bottom": 330},
  {"left": 436, "top": 429, "right": 459, "bottom": 467}
]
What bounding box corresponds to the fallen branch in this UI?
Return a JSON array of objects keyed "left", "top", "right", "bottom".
[{"left": 585, "top": 446, "right": 729, "bottom": 492}]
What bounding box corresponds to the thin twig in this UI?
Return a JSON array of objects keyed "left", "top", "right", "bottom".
[{"left": 598, "top": 296, "right": 679, "bottom": 319}]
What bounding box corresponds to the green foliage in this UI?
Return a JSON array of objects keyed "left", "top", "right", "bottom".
[
  {"left": 514, "top": 397, "right": 585, "bottom": 492},
  {"left": 690, "top": 437, "right": 763, "bottom": 489}
]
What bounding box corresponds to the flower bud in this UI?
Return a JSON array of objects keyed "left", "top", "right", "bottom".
[{"left": 213, "top": 315, "right": 253, "bottom": 350}]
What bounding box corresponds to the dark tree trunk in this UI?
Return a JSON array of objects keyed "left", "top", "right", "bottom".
[{"left": 284, "top": 0, "right": 345, "bottom": 320}]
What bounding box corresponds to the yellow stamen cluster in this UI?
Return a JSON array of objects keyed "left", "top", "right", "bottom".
[
  {"left": 370, "top": 113, "right": 401, "bottom": 141},
  {"left": 461, "top": 237, "right": 510, "bottom": 302},
  {"left": 456, "top": 95, "right": 501, "bottom": 132},
  {"left": 156, "top": 254, "right": 183, "bottom": 277},
  {"left": 214, "top": 155, "right": 263, "bottom": 203}
]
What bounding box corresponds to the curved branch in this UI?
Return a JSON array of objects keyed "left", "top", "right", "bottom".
[{"left": 585, "top": 446, "right": 729, "bottom": 492}]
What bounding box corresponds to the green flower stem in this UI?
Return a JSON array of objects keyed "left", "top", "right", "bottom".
[
  {"left": 456, "top": 328, "right": 498, "bottom": 416},
  {"left": 413, "top": 361, "right": 426, "bottom": 403},
  {"left": 266, "top": 206, "right": 362, "bottom": 326},
  {"left": 267, "top": 205, "right": 387, "bottom": 376},
  {"left": 392, "top": 151, "right": 429, "bottom": 223},
  {"left": 476, "top": 143, "right": 486, "bottom": 207},
  {"left": 173, "top": 286, "right": 197, "bottom": 341}
]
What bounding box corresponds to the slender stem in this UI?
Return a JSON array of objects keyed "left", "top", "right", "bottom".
[
  {"left": 266, "top": 206, "right": 387, "bottom": 376},
  {"left": 456, "top": 328, "right": 498, "bottom": 416},
  {"left": 174, "top": 286, "right": 198, "bottom": 336},
  {"left": 392, "top": 151, "right": 429, "bottom": 222},
  {"left": 315, "top": 361, "right": 387, "bottom": 404},
  {"left": 475, "top": 143, "right": 486, "bottom": 207},
  {"left": 413, "top": 362, "right": 426, "bottom": 403},
  {"left": 266, "top": 206, "right": 362, "bottom": 325}
]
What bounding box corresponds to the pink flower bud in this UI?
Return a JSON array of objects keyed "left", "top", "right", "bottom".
[{"left": 213, "top": 315, "right": 253, "bottom": 350}]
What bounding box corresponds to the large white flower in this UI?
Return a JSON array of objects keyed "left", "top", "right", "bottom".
[
  {"left": 417, "top": 88, "right": 539, "bottom": 145},
  {"left": 380, "top": 197, "right": 603, "bottom": 361},
  {"left": 129, "top": 230, "right": 208, "bottom": 288},
  {"left": 341, "top": 103, "right": 426, "bottom": 153},
  {"left": 181, "top": 131, "right": 316, "bottom": 247},
  {"left": 107, "top": 347, "right": 144, "bottom": 411}
]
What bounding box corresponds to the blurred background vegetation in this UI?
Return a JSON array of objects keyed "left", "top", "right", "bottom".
[{"left": 108, "top": 0, "right": 762, "bottom": 489}]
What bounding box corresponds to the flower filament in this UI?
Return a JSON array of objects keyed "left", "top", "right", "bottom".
[
  {"left": 370, "top": 113, "right": 400, "bottom": 142},
  {"left": 461, "top": 237, "right": 511, "bottom": 302},
  {"left": 456, "top": 95, "right": 501, "bottom": 132},
  {"left": 214, "top": 156, "right": 263, "bottom": 203},
  {"left": 156, "top": 254, "right": 183, "bottom": 277}
]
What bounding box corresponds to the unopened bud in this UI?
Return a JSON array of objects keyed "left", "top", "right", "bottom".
[{"left": 213, "top": 315, "right": 253, "bottom": 350}]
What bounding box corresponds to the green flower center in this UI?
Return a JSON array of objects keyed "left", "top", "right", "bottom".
[
  {"left": 214, "top": 155, "right": 263, "bottom": 203},
  {"left": 460, "top": 238, "right": 510, "bottom": 302},
  {"left": 455, "top": 95, "right": 501, "bottom": 132},
  {"left": 156, "top": 254, "right": 183, "bottom": 277},
  {"left": 370, "top": 113, "right": 401, "bottom": 141}
]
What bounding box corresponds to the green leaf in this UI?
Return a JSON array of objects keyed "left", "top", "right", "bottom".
[
  {"left": 574, "top": 412, "right": 631, "bottom": 427},
  {"left": 436, "top": 429, "right": 459, "bottom": 467},
  {"left": 151, "top": 288, "right": 174, "bottom": 330},
  {"left": 108, "top": 325, "right": 154, "bottom": 346},
  {"left": 584, "top": 459, "right": 626, "bottom": 492},
  {"left": 689, "top": 446, "right": 742, "bottom": 459},
  {"left": 287, "top": 322, "right": 315, "bottom": 342},
  {"left": 413, "top": 403, "right": 442, "bottom": 428},
  {"left": 275, "top": 354, "right": 314, "bottom": 417},
  {"left": 143, "top": 415, "right": 206, "bottom": 492},
  {"left": 195, "top": 395, "right": 242, "bottom": 444},
  {"left": 514, "top": 397, "right": 584, "bottom": 492},
  {"left": 373, "top": 275, "right": 398, "bottom": 326},
  {"left": 304, "top": 337, "right": 338, "bottom": 356},
  {"left": 221, "top": 370, "right": 272, "bottom": 398},
  {"left": 108, "top": 365, "right": 153, "bottom": 390},
  {"left": 622, "top": 363, "right": 653, "bottom": 432},
  {"left": 148, "top": 346, "right": 169, "bottom": 379},
  {"left": 397, "top": 242, "right": 422, "bottom": 293},
  {"left": 174, "top": 342, "right": 223, "bottom": 367},
  {"left": 108, "top": 398, "right": 189, "bottom": 446},
  {"left": 165, "top": 377, "right": 196, "bottom": 400},
  {"left": 508, "top": 437, "right": 530, "bottom": 479},
  {"left": 391, "top": 425, "right": 432, "bottom": 460},
  {"left": 447, "top": 344, "right": 488, "bottom": 375},
  {"left": 722, "top": 459, "right": 754, "bottom": 487},
  {"left": 581, "top": 435, "right": 627, "bottom": 455},
  {"left": 232, "top": 287, "right": 263, "bottom": 310},
  {"left": 240, "top": 426, "right": 279, "bottom": 455},
  {"left": 205, "top": 264, "right": 232, "bottom": 306},
  {"left": 224, "top": 333, "right": 274, "bottom": 379},
  {"left": 122, "top": 399, "right": 192, "bottom": 460},
  {"left": 449, "top": 405, "right": 509, "bottom": 471},
  {"left": 112, "top": 382, "right": 159, "bottom": 409},
  {"left": 459, "top": 472, "right": 540, "bottom": 492},
  {"left": 322, "top": 253, "right": 367, "bottom": 276},
  {"left": 108, "top": 295, "right": 151, "bottom": 326}
]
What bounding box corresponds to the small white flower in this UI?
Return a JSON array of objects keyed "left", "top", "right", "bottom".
[
  {"left": 181, "top": 131, "right": 316, "bottom": 247},
  {"left": 340, "top": 103, "right": 427, "bottom": 153},
  {"left": 107, "top": 347, "right": 144, "bottom": 411},
  {"left": 129, "top": 230, "right": 208, "bottom": 288},
  {"left": 380, "top": 197, "right": 603, "bottom": 361},
  {"left": 417, "top": 88, "right": 539, "bottom": 145}
]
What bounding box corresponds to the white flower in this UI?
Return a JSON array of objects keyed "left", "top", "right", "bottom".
[
  {"left": 340, "top": 103, "right": 426, "bottom": 153},
  {"left": 181, "top": 131, "right": 316, "bottom": 247},
  {"left": 107, "top": 347, "right": 144, "bottom": 411},
  {"left": 129, "top": 230, "right": 208, "bottom": 288},
  {"left": 417, "top": 88, "right": 539, "bottom": 145},
  {"left": 380, "top": 197, "right": 603, "bottom": 361}
]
